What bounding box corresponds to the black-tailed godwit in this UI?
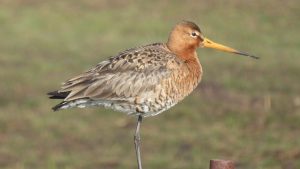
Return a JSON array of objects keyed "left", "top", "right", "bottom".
[{"left": 48, "top": 21, "right": 257, "bottom": 169}]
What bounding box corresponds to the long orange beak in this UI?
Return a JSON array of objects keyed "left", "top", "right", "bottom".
[{"left": 202, "top": 38, "right": 258, "bottom": 59}]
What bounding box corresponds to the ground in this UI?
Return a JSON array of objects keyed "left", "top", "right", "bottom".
[{"left": 0, "top": 0, "right": 299, "bottom": 169}]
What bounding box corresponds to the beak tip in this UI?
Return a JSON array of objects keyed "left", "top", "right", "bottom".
[
  {"left": 234, "top": 51, "right": 259, "bottom": 60},
  {"left": 249, "top": 55, "right": 259, "bottom": 59}
]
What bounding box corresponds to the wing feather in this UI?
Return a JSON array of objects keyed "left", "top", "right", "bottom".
[{"left": 55, "top": 43, "right": 186, "bottom": 103}]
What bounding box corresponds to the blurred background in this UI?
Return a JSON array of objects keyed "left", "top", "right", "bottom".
[{"left": 0, "top": 0, "right": 299, "bottom": 169}]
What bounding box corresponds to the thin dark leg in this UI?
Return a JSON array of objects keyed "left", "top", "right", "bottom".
[{"left": 134, "top": 115, "right": 143, "bottom": 169}]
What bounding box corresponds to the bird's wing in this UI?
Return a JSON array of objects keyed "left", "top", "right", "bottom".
[{"left": 56, "top": 43, "right": 187, "bottom": 101}]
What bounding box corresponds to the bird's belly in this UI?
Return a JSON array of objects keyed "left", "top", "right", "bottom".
[{"left": 110, "top": 95, "right": 178, "bottom": 117}]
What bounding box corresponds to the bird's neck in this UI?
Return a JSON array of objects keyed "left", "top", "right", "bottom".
[
  {"left": 166, "top": 41, "right": 199, "bottom": 63},
  {"left": 166, "top": 36, "right": 199, "bottom": 61}
]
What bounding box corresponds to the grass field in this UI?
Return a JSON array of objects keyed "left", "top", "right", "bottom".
[{"left": 0, "top": 0, "right": 300, "bottom": 169}]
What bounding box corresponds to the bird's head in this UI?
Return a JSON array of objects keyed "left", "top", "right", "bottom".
[{"left": 167, "top": 21, "right": 258, "bottom": 59}]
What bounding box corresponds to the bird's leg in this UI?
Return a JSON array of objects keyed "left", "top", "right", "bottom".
[{"left": 134, "top": 115, "right": 143, "bottom": 169}]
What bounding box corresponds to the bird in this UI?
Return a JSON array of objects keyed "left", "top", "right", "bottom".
[{"left": 48, "top": 20, "right": 257, "bottom": 169}]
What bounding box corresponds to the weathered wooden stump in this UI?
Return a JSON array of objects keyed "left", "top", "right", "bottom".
[{"left": 210, "top": 159, "right": 235, "bottom": 169}]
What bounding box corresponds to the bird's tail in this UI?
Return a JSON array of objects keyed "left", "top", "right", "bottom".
[{"left": 47, "top": 91, "right": 70, "bottom": 111}]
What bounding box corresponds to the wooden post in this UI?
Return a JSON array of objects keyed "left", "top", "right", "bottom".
[{"left": 210, "top": 159, "right": 235, "bottom": 169}]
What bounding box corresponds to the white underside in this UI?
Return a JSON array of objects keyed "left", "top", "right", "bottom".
[{"left": 59, "top": 99, "right": 177, "bottom": 117}]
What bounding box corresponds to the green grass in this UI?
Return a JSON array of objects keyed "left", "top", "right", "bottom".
[{"left": 0, "top": 0, "right": 300, "bottom": 168}]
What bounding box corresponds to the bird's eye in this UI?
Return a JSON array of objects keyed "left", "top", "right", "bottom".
[{"left": 191, "top": 32, "right": 197, "bottom": 37}]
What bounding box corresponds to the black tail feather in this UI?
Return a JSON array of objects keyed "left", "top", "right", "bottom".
[
  {"left": 52, "top": 101, "right": 67, "bottom": 111},
  {"left": 47, "top": 91, "right": 70, "bottom": 99}
]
